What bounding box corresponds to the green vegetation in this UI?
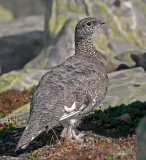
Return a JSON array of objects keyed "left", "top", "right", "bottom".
[
  {"left": 0, "top": 121, "right": 16, "bottom": 141},
  {"left": 83, "top": 101, "right": 146, "bottom": 137}
]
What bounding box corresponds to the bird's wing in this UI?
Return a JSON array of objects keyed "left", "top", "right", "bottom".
[
  {"left": 16, "top": 70, "right": 65, "bottom": 150},
  {"left": 60, "top": 54, "right": 107, "bottom": 120}
]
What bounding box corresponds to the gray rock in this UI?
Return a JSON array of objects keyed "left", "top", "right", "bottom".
[
  {"left": 1, "top": 0, "right": 146, "bottom": 75},
  {"left": 25, "top": 27, "right": 120, "bottom": 73},
  {"left": 25, "top": 0, "right": 146, "bottom": 72},
  {"left": 100, "top": 67, "right": 146, "bottom": 109},
  {"left": 0, "top": 15, "right": 44, "bottom": 37},
  {"left": 0, "top": 156, "right": 22, "bottom": 160},
  {"left": 0, "top": 0, "right": 45, "bottom": 19},
  {"left": 0, "top": 15, "right": 44, "bottom": 75},
  {"left": 0, "top": 69, "right": 47, "bottom": 92},
  {"left": 109, "top": 39, "right": 136, "bottom": 56},
  {"left": 115, "top": 48, "right": 146, "bottom": 71},
  {"left": 116, "top": 113, "right": 131, "bottom": 121},
  {"left": 131, "top": 48, "right": 146, "bottom": 71},
  {"left": 115, "top": 50, "right": 136, "bottom": 68}
]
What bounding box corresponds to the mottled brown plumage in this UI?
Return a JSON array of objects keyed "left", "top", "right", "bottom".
[{"left": 16, "top": 17, "right": 108, "bottom": 151}]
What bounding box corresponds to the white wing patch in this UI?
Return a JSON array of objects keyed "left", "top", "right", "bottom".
[
  {"left": 80, "top": 104, "right": 86, "bottom": 110},
  {"left": 21, "top": 144, "right": 27, "bottom": 149},
  {"left": 60, "top": 111, "right": 80, "bottom": 121},
  {"left": 92, "top": 91, "right": 98, "bottom": 107},
  {"left": 31, "top": 136, "right": 35, "bottom": 141},
  {"left": 61, "top": 102, "right": 88, "bottom": 121},
  {"left": 64, "top": 101, "right": 76, "bottom": 112}
]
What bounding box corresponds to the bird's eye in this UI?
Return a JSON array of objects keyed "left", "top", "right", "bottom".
[
  {"left": 83, "top": 21, "right": 93, "bottom": 27},
  {"left": 86, "top": 22, "right": 92, "bottom": 26}
]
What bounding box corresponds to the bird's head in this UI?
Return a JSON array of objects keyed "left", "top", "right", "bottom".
[{"left": 75, "top": 17, "right": 105, "bottom": 39}]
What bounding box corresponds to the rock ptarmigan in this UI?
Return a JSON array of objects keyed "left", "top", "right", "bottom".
[{"left": 16, "top": 17, "right": 108, "bottom": 151}]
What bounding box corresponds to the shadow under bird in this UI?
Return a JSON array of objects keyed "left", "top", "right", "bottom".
[{"left": 16, "top": 17, "right": 108, "bottom": 151}]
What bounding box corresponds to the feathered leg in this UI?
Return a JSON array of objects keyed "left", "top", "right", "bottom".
[{"left": 61, "top": 119, "right": 84, "bottom": 141}]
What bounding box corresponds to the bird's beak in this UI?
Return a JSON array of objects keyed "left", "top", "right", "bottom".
[
  {"left": 94, "top": 20, "right": 106, "bottom": 28},
  {"left": 99, "top": 20, "right": 106, "bottom": 25}
]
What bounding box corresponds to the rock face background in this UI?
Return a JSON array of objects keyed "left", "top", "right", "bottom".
[
  {"left": 0, "top": 0, "right": 146, "bottom": 75},
  {"left": 0, "top": 0, "right": 45, "bottom": 19},
  {"left": 0, "top": 15, "right": 44, "bottom": 74},
  {"left": 24, "top": 0, "right": 146, "bottom": 72}
]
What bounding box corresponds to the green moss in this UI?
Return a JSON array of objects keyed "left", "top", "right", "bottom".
[
  {"left": 123, "top": 50, "right": 135, "bottom": 65},
  {"left": 68, "top": 2, "right": 86, "bottom": 14},
  {"left": 97, "top": 1, "right": 146, "bottom": 53},
  {"left": 57, "top": 0, "right": 68, "bottom": 10},
  {"left": 24, "top": 63, "right": 31, "bottom": 69},
  {"left": 93, "top": 33, "right": 115, "bottom": 57},
  {"left": 54, "top": 15, "right": 68, "bottom": 35},
  {"left": 68, "top": 20, "right": 76, "bottom": 28},
  {"left": 0, "top": 5, "right": 13, "bottom": 22},
  {"left": 12, "top": 103, "right": 30, "bottom": 114},
  {"left": 49, "top": 1, "right": 72, "bottom": 36},
  {"left": 97, "top": 1, "right": 108, "bottom": 16},
  {"left": 125, "top": 71, "right": 134, "bottom": 77},
  {"left": 134, "top": 0, "right": 146, "bottom": 12},
  {"left": 135, "top": 91, "right": 146, "bottom": 99},
  {"left": 0, "top": 70, "right": 39, "bottom": 93},
  {"left": 49, "top": 1, "right": 57, "bottom": 35},
  {"left": 110, "top": 10, "right": 144, "bottom": 48},
  {"left": 0, "top": 73, "right": 24, "bottom": 92},
  {"left": 39, "top": 47, "right": 53, "bottom": 69},
  {"left": 139, "top": 84, "right": 146, "bottom": 89},
  {"left": 68, "top": 3, "right": 78, "bottom": 10}
]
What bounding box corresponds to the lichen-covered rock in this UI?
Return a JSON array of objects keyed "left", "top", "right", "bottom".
[
  {"left": 25, "top": 0, "right": 146, "bottom": 73},
  {"left": 131, "top": 48, "right": 146, "bottom": 71},
  {"left": 100, "top": 67, "right": 146, "bottom": 109},
  {"left": 1, "top": 0, "right": 146, "bottom": 74},
  {"left": 0, "top": 69, "right": 47, "bottom": 92},
  {"left": 24, "top": 28, "right": 120, "bottom": 73},
  {"left": 137, "top": 116, "right": 146, "bottom": 160},
  {"left": 115, "top": 48, "right": 146, "bottom": 71},
  {"left": 0, "top": 15, "right": 44, "bottom": 37},
  {"left": 0, "top": 5, "right": 13, "bottom": 22},
  {"left": 115, "top": 50, "right": 136, "bottom": 68}
]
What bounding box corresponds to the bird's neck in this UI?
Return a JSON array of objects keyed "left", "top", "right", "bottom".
[{"left": 75, "top": 36, "right": 96, "bottom": 56}]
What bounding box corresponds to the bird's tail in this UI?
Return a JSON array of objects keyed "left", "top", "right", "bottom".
[{"left": 16, "top": 124, "right": 43, "bottom": 152}]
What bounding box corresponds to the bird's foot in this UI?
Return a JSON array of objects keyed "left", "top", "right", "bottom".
[
  {"left": 60, "top": 127, "right": 72, "bottom": 139},
  {"left": 72, "top": 130, "right": 84, "bottom": 142},
  {"left": 60, "top": 128, "right": 84, "bottom": 142}
]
